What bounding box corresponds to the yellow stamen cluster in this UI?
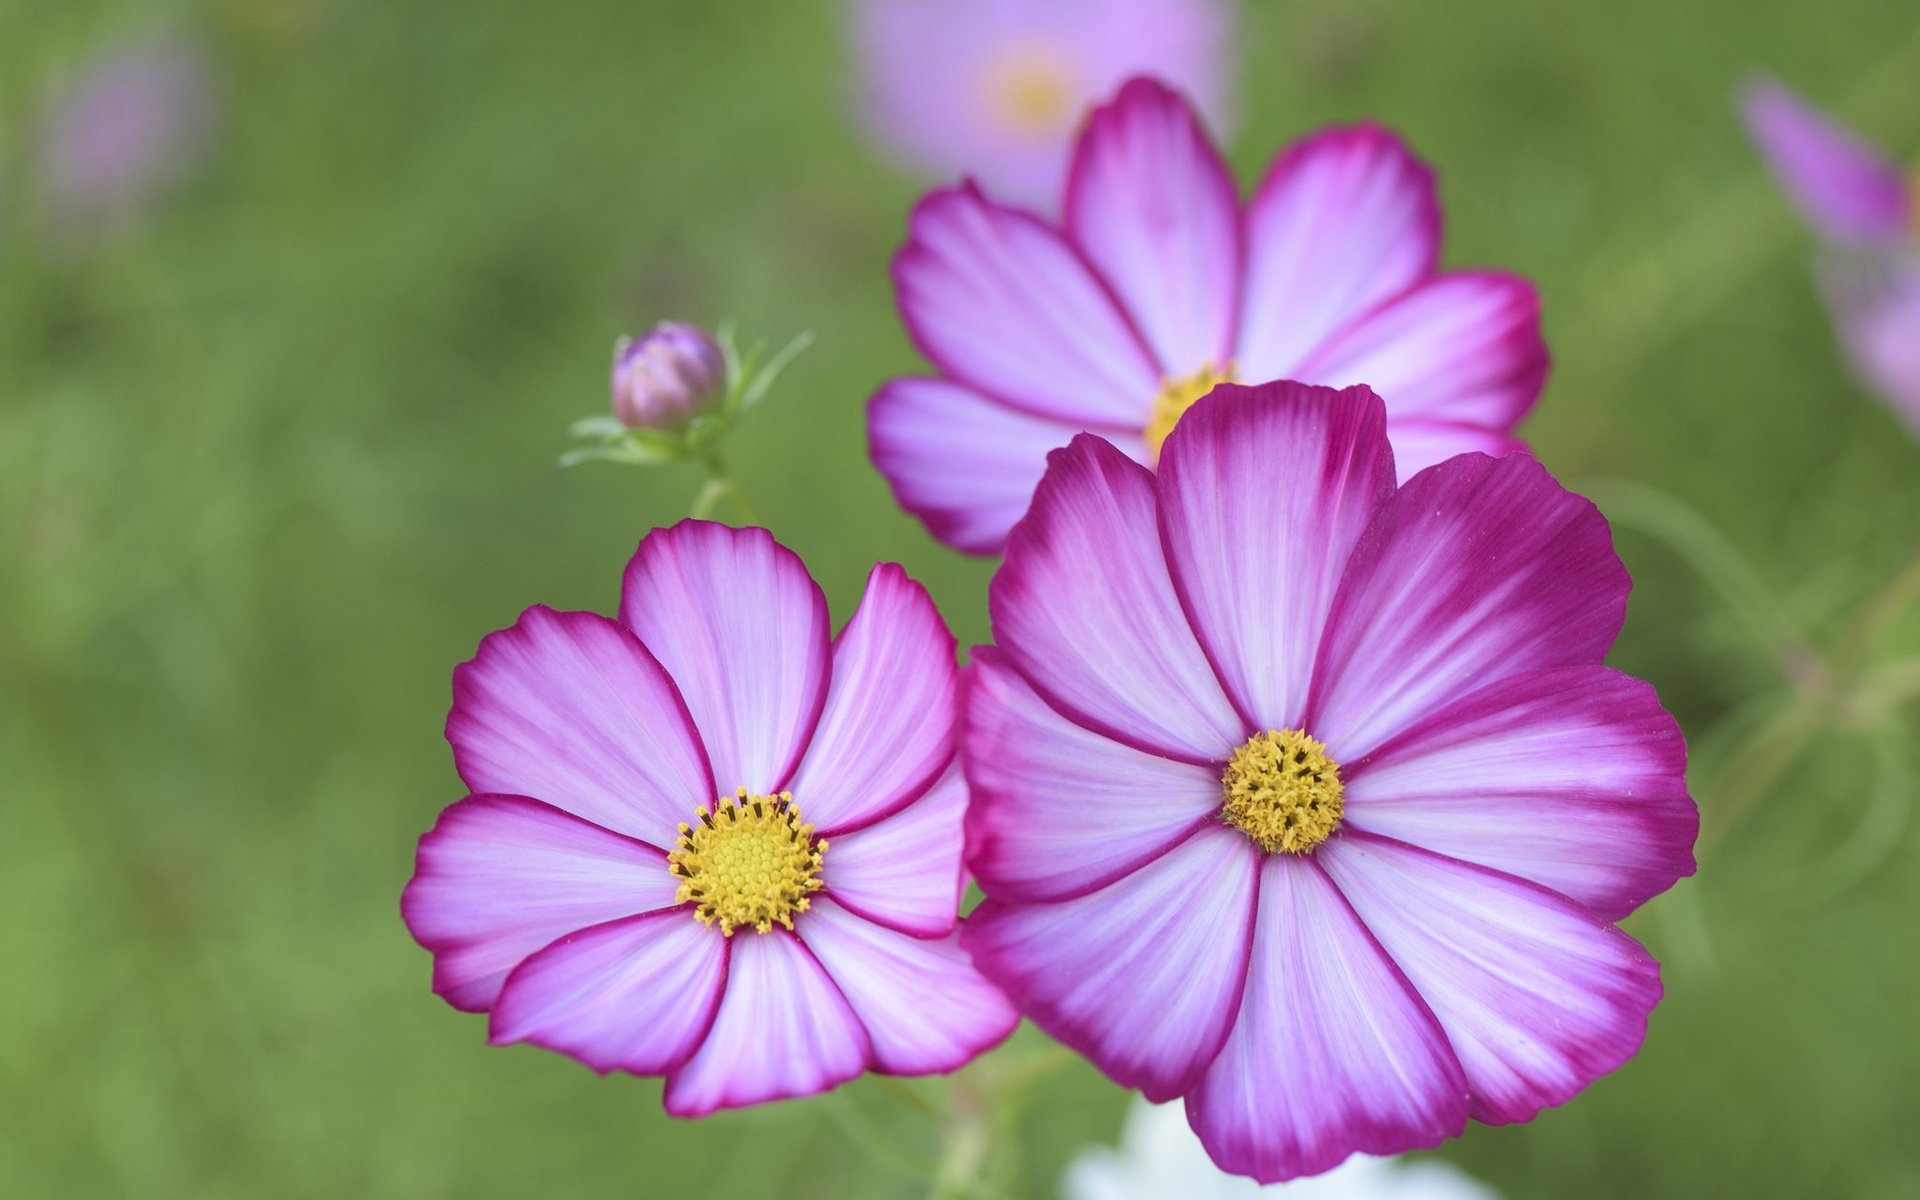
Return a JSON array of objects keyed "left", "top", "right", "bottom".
[
  {"left": 667, "top": 789, "right": 826, "bottom": 935},
  {"left": 1145, "top": 363, "right": 1236, "bottom": 459},
  {"left": 1220, "top": 729, "right": 1345, "bottom": 855},
  {"left": 982, "top": 43, "right": 1079, "bottom": 137}
]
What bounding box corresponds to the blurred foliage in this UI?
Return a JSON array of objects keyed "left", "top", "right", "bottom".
[{"left": 2, "top": 0, "right": 1918, "bottom": 1196}]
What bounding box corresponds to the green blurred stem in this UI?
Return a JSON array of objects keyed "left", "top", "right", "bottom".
[
  {"left": 1835, "top": 544, "right": 1920, "bottom": 673},
  {"left": 690, "top": 454, "right": 756, "bottom": 523},
  {"left": 1582, "top": 478, "right": 1815, "bottom": 678}
]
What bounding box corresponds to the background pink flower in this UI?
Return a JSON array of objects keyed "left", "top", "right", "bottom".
[
  {"left": 37, "top": 35, "right": 215, "bottom": 231},
  {"left": 849, "top": 0, "right": 1234, "bottom": 208},
  {"left": 962, "top": 382, "right": 1695, "bottom": 1182},
  {"left": 870, "top": 78, "right": 1547, "bottom": 555},
  {"left": 403, "top": 522, "right": 1015, "bottom": 1113},
  {"left": 1741, "top": 76, "right": 1920, "bottom": 435}
]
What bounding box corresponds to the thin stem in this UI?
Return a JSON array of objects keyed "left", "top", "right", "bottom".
[
  {"left": 1835, "top": 544, "right": 1920, "bottom": 673},
  {"left": 690, "top": 454, "right": 757, "bottom": 523}
]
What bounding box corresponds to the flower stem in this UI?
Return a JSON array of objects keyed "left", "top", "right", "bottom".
[{"left": 690, "top": 454, "right": 756, "bottom": 523}]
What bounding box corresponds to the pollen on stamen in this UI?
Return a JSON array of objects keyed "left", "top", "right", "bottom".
[
  {"left": 1145, "top": 363, "right": 1236, "bottom": 459},
  {"left": 667, "top": 788, "right": 827, "bottom": 935},
  {"left": 1220, "top": 729, "right": 1345, "bottom": 855}
]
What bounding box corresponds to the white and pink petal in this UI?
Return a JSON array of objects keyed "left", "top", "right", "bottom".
[
  {"left": 963, "top": 826, "right": 1259, "bottom": 1102},
  {"left": 403, "top": 794, "right": 684, "bottom": 1012},
  {"left": 800, "top": 898, "right": 1018, "bottom": 1075},
  {"left": 1307, "top": 451, "right": 1629, "bottom": 761},
  {"left": 787, "top": 563, "right": 956, "bottom": 833},
  {"left": 822, "top": 767, "right": 967, "bottom": 938},
  {"left": 1156, "top": 382, "right": 1397, "bottom": 731},
  {"left": 964, "top": 648, "right": 1222, "bottom": 902},
  {"left": 1186, "top": 856, "right": 1468, "bottom": 1182},
  {"left": 1321, "top": 834, "right": 1663, "bottom": 1124},
  {"left": 868, "top": 376, "right": 1126, "bottom": 557},
  {"left": 488, "top": 909, "right": 726, "bottom": 1076},
  {"left": 1065, "top": 77, "right": 1241, "bottom": 373},
  {"left": 991, "top": 434, "right": 1245, "bottom": 762},
  {"left": 619, "top": 522, "right": 831, "bottom": 796},
  {"left": 1296, "top": 271, "right": 1547, "bottom": 438},
  {"left": 664, "top": 929, "right": 872, "bottom": 1116},
  {"left": 1235, "top": 124, "right": 1440, "bottom": 383},
  {"left": 1344, "top": 666, "right": 1696, "bottom": 919},
  {"left": 447, "top": 606, "right": 714, "bottom": 847},
  {"left": 894, "top": 183, "right": 1161, "bottom": 427}
]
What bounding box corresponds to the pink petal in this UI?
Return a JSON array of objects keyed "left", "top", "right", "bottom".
[
  {"left": 619, "top": 522, "right": 831, "bottom": 796},
  {"left": 1740, "top": 77, "right": 1912, "bottom": 246},
  {"left": 1296, "top": 272, "right": 1547, "bottom": 439},
  {"left": 991, "top": 434, "right": 1245, "bottom": 762},
  {"left": 664, "top": 929, "right": 872, "bottom": 1115},
  {"left": 488, "top": 909, "right": 726, "bottom": 1076},
  {"left": 1321, "top": 833, "right": 1663, "bottom": 1124},
  {"left": 963, "top": 826, "right": 1259, "bottom": 1101},
  {"left": 1306, "top": 452, "right": 1628, "bottom": 761},
  {"left": 823, "top": 766, "right": 967, "bottom": 938},
  {"left": 787, "top": 563, "right": 956, "bottom": 832},
  {"left": 964, "top": 648, "right": 1223, "bottom": 902},
  {"left": 448, "top": 606, "right": 715, "bottom": 846},
  {"left": 869, "top": 376, "right": 1112, "bottom": 556},
  {"left": 1186, "top": 856, "right": 1468, "bottom": 1183},
  {"left": 403, "top": 794, "right": 683, "bottom": 1012},
  {"left": 1380, "top": 419, "right": 1529, "bottom": 478},
  {"left": 894, "top": 183, "right": 1161, "bottom": 426},
  {"left": 799, "top": 898, "right": 1018, "bottom": 1075},
  {"left": 1156, "top": 382, "right": 1397, "bottom": 731},
  {"left": 1065, "top": 77, "right": 1240, "bottom": 372},
  {"left": 1345, "top": 667, "right": 1697, "bottom": 920},
  {"left": 1235, "top": 124, "right": 1440, "bottom": 383}
]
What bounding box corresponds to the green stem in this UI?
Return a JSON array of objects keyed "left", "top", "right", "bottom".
[
  {"left": 1835, "top": 544, "right": 1920, "bottom": 673},
  {"left": 690, "top": 454, "right": 757, "bottom": 523}
]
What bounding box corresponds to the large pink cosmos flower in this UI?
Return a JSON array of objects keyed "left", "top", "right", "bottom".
[
  {"left": 850, "top": 0, "right": 1234, "bottom": 209},
  {"left": 962, "top": 382, "right": 1696, "bottom": 1182},
  {"left": 870, "top": 77, "right": 1547, "bottom": 555},
  {"left": 403, "top": 522, "right": 1016, "bottom": 1113},
  {"left": 1741, "top": 77, "right": 1920, "bottom": 433}
]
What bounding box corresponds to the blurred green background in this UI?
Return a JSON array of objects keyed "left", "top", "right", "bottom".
[{"left": 4, "top": 0, "right": 1919, "bottom": 1196}]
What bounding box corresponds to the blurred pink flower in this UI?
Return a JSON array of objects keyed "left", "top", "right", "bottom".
[
  {"left": 850, "top": 0, "right": 1234, "bottom": 207},
  {"left": 37, "top": 35, "right": 215, "bottom": 229},
  {"left": 1741, "top": 76, "right": 1920, "bottom": 432}
]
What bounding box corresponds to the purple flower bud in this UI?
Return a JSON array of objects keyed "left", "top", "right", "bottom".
[{"left": 611, "top": 322, "right": 727, "bottom": 430}]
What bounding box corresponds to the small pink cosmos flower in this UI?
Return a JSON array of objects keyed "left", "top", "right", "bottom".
[
  {"left": 851, "top": 0, "right": 1234, "bottom": 208},
  {"left": 1741, "top": 77, "right": 1920, "bottom": 431},
  {"left": 870, "top": 77, "right": 1547, "bottom": 556},
  {"left": 403, "top": 522, "right": 1016, "bottom": 1113},
  {"left": 962, "top": 382, "right": 1696, "bottom": 1182},
  {"left": 37, "top": 36, "right": 215, "bottom": 231}
]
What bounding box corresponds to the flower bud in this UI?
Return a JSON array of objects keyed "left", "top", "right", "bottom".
[{"left": 611, "top": 322, "right": 726, "bottom": 429}]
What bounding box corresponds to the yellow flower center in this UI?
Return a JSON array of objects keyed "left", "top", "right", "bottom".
[
  {"left": 667, "top": 789, "right": 825, "bottom": 935},
  {"left": 1145, "top": 363, "right": 1236, "bottom": 460},
  {"left": 1220, "top": 729, "right": 1346, "bottom": 855},
  {"left": 981, "top": 42, "right": 1080, "bottom": 138}
]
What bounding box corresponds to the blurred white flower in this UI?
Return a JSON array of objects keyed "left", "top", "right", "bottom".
[{"left": 1064, "top": 1097, "right": 1501, "bottom": 1200}]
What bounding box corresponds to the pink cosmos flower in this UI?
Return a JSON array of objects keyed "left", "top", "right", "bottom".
[
  {"left": 1740, "top": 77, "right": 1915, "bottom": 249},
  {"left": 1741, "top": 77, "right": 1920, "bottom": 432},
  {"left": 37, "top": 36, "right": 214, "bottom": 230},
  {"left": 962, "top": 382, "right": 1696, "bottom": 1182},
  {"left": 851, "top": 0, "right": 1234, "bottom": 208},
  {"left": 403, "top": 522, "right": 1016, "bottom": 1113},
  {"left": 870, "top": 77, "right": 1548, "bottom": 556}
]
